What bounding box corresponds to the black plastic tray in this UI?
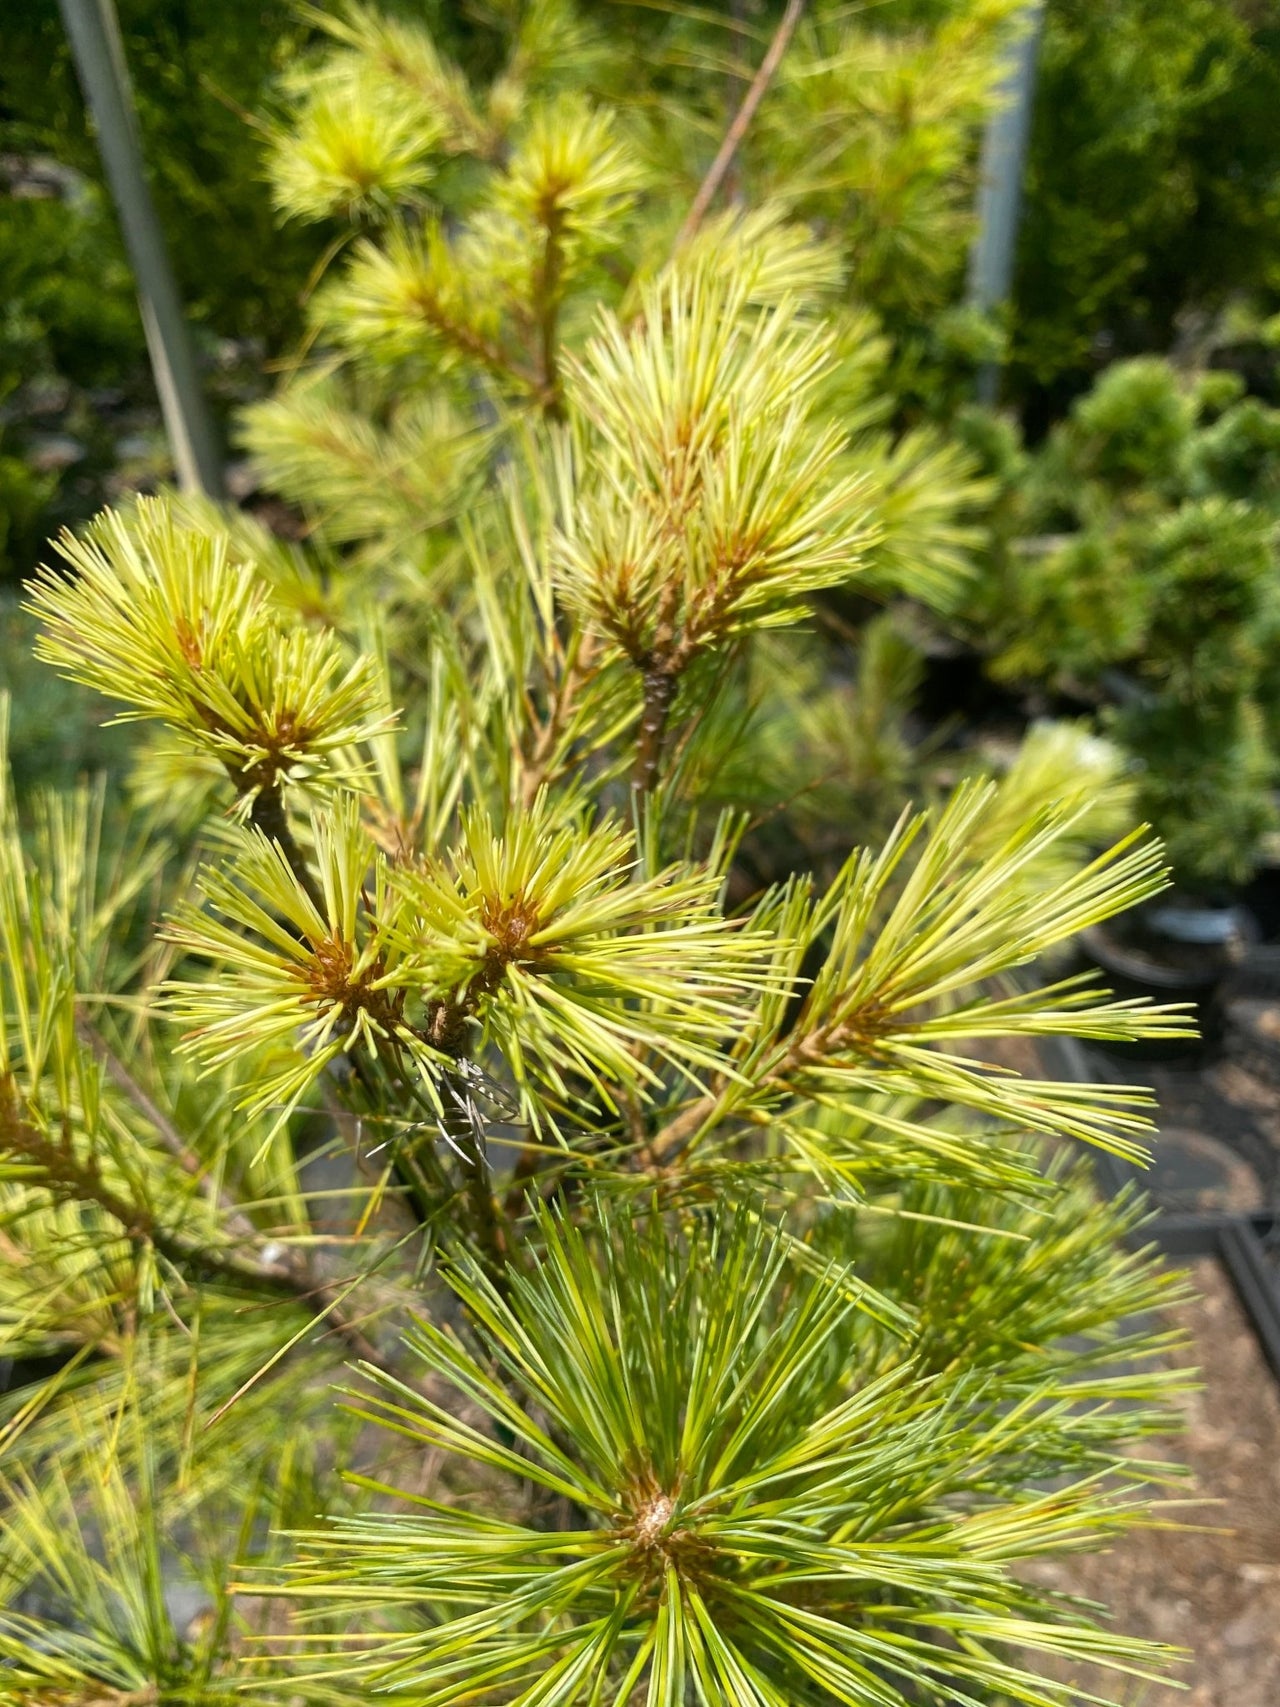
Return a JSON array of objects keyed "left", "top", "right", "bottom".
[{"left": 1045, "top": 1033, "right": 1280, "bottom": 1387}]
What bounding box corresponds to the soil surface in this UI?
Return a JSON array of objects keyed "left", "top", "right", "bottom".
[
  {"left": 1030, "top": 1258, "right": 1280, "bottom": 1705},
  {"left": 1014, "top": 950, "right": 1280, "bottom": 1701}
]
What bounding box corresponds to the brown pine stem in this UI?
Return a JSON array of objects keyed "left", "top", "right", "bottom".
[
  {"left": 3, "top": 1084, "right": 275, "bottom": 1290},
  {"left": 722, "top": 0, "right": 752, "bottom": 205},
  {"left": 503, "top": 1139, "right": 548, "bottom": 1218},
  {"left": 403, "top": 999, "right": 511, "bottom": 1289},
  {"left": 675, "top": 0, "right": 807, "bottom": 248},
  {"left": 646, "top": 1085, "right": 725, "bottom": 1167},
  {"left": 401, "top": 272, "right": 539, "bottom": 391},
  {"left": 447, "top": 318, "right": 538, "bottom": 392},
  {"left": 1, "top": 1077, "right": 397, "bottom": 1378},
  {"left": 442, "top": 1069, "right": 510, "bottom": 1295},
  {"left": 519, "top": 631, "right": 602, "bottom": 809},
  {"left": 249, "top": 783, "right": 326, "bottom": 916},
  {"left": 631, "top": 661, "right": 679, "bottom": 796},
  {"left": 645, "top": 1002, "right": 894, "bottom": 1165},
  {"left": 534, "top": 202, "right": 567, "bottom": 419},
  {"left": 78, "top": 1017, "right": 284, "bottom": 1257}
]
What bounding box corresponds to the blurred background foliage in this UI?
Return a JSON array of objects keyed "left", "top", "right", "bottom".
[
  {"left": 1013, "top": 0, "right": 1280, "bottom": 425},
  {"left": 4, "top": 0, "right": 1280, "bottom": 889},
  {"left": 0, "top": 0, "right": 307, "bottom": 574},
  {"left": 4, "top": 0, "right": 1280, "bottom": 577},
  {"left": 969, "top": 354, "right": 1280, "bottom": 884}
]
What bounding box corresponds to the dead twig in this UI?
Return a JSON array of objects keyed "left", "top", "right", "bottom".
[{"left": 675, "top": 0, "right": 807, "bottom": 249}]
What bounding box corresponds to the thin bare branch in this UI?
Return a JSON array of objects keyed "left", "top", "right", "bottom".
[
  {"left": 2, "top": 1071, "right": 400, "bottom": 1379},
  {"left": 79, "top": 1018, "right": 252, "bottom": 1230},
  {"left": 675, "top": 0, "right": 806, "bottom": 248}
]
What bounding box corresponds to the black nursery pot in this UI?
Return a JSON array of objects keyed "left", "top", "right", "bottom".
[
  {"left": 913, "top": 638, "right": 1025, "bottom": 730},
  {"left": 1079, "top": 895, "right": 1257, "bottom": 1059},
  {"left": 1239, "top": 861, "right": 1280, "bottom": 943}
]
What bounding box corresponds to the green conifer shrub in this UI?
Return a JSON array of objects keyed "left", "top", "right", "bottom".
[
  {"left": 974, "top": 355, "right": 1280, "bottom": 887},
  {"left": 1, "top": 7, "right": 1195, "bottom": 1704},
  {"left": 1012, "top": 0, "right": 1280, "bottom": 408}
]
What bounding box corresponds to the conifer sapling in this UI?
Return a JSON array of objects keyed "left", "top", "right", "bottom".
[{"left": 1, "top": 7, "right": 1194, "bottom": 1706}]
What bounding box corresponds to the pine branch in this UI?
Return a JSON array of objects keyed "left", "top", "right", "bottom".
[
  {"left": 631, "top": 659, "right": 679, "bottom": 795},
  {"left": 413, "top": 991, "right": 512, "bottom": 1288},
  {"left": 502, "top": 1137, "right": 551, "bottom": 1217},
  {"left": 1, "top": 1079, "right": 270, "bottom": 1290},
  {"left": 628, "top": 585, "right": 690, "bottom": 795},
  {"left": 647, "top": 1085, "right": 724, "bottom": 1164},
  {"left": 79, "top": 1020, "right": 211, "bottom": 1194},
  {"left": 441, "top": 1071, "right": 510, "bottom": 1295},
  {"left": 675, "top": 0, "right": 807, "bottom": 248},
  {"left": 518, "top": 630, "right": 602, "bottom": 808},
  {"left": 534, "top": 201, "right": 568, "bottom": 418},
  {"left": 438, "top": 315, "right": 537, "bottom": 391},
  {"left": 1, "top": 1074, "right": 397, "bottom": 1379},
  {"left": 249, "top": 782, "right": 327, "bottom": 916}
]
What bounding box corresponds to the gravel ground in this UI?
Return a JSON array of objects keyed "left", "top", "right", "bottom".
[{"left": 1028, "top": 1258, "right": 1280, "bottom": 1705}]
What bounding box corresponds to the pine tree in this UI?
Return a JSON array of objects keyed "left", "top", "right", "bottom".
[{"left": 1, "top": 5, "right": 1194, "bottom": 1705}]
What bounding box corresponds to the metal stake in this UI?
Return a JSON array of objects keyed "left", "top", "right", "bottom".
[
  {"left": 57, "top": 0, "right": 224, "bottom": 495},
  {"left": 968, "top": 2, "right": 1047, "bottom": 407}
]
